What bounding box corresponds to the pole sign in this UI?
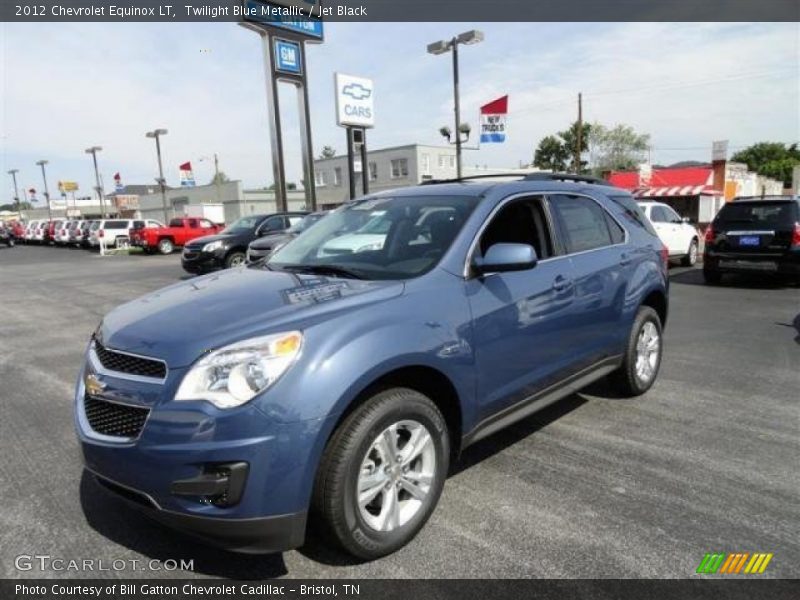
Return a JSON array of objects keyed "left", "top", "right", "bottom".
[
  {"left": 335, "top": 73, "right": 375, "bottom": 129},
  {"left": 480, "top": 95, "right": 509, "bottom": 144},
  {"left": 274, "top": 38, "right": 302, "bottom": 74},
  {"left": 179, "top": 162, "right": 196, "bottom": 187},
  {"left": 58, "top": 181, "right": 79, "bottom": 193},
  {"left": 243, "top": 0, "right": 324, "bottom": 41}
]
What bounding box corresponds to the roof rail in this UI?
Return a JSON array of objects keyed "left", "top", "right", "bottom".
[
  {"left": 419, "top": 171, "right": 613, "bottom": 186},
  {"left": 419, "top": 173, "right": 533, "bottom": 185},
  {"left": 522, "top": 172, "right": 613, "bottom": 186},
  {"left": 732, "top": 194, "right": 796, "bottom": 201}
]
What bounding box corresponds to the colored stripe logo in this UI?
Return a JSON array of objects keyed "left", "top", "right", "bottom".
[{"left": 696, "top": 552, "right": 773, "bottom": 574}]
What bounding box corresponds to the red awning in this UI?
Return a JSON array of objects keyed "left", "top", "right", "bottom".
[{"left": 636, "top": 185, "right": 722, "bottom": 197}]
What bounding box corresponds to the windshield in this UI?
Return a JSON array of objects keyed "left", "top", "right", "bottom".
[
  {"left": 287, "top": 213, "right": 326, "bottom": 235},
  {"left": 268, "top": 194, "right": 480, "bottom": 280},
  {"left": 221, "top": 215, "right": 263, "bottom": 234}
]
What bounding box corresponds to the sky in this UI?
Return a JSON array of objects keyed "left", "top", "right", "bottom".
[{"left": 1, "top": 21, "right": 798, "bottom": 201}]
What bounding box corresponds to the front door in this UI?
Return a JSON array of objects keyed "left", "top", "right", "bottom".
[{"left": 466, "top": 195, "right": 577, "bottom": 421}]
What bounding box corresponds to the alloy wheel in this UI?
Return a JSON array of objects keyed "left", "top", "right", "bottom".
[
  {"left": 635, "top": 321, "right": 660, "bottom": 385},
  {"left": 356, "top": 420, "right": 436, "bottom": 532}
]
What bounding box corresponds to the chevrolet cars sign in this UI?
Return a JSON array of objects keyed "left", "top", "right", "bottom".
[{"left": 335, "top": 73, "right": 375, "bottom": 129}]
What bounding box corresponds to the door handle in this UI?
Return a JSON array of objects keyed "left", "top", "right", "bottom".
[
  {"left": 552, "top": 275, "right": 573, "bottom": 292},
  {"left": 619, "top": 253, "right": 632, "bottom": 266}
]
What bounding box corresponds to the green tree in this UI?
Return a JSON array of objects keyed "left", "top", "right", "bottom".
[
  {"left": 210, "top": 170, "right": 230, "bottom": 185},
  {"left": 731, "top": 142, "right": 799, "bottom": 187},
  {"left": 533, "top": 135, "right": 570, "bottom": 171},
  {"left": 0, "top": 201, "right": 32, "bottom": 211},
  {"left": 318, "top": 145, "right": 337, "bottom": 159},
  {"left": 558, "top": 121, "right": 592, "bottom": 172},
  {"left": 588, "top": 123, "right": 650, "bottom": 173}
]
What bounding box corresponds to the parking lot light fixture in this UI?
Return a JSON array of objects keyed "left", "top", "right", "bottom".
[
  {"left": 35, "top": 160, "right": 53, "bottom": 221},
  {"left": 85, "top": 146, "right": 106, "bottom": 218},
  {"left": 427, "top": 30, "right": 484, "bottom": 179},
  {"left": 146, "top": 129, "right": 169, "bottom": 224}
]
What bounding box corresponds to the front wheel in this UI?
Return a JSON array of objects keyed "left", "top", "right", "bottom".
[
  {"left": 681, "top": 239, "right": 698, "bottom": 267},
  {"left": 224, "top": 251, "right": 246, "bottom": 268},
  {"left": 312, "top": 388, "right": 449, "bottom": 560},
  {"left": 610, "top": 306, "right": 663, "bottom": 397}
]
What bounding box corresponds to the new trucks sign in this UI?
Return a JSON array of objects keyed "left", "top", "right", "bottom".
[
  {"left": 480, "top": 95, "right": 508, "bottom": 143},
  {"left": 335, "top": 73, "right": 375, "bottom": 128}
]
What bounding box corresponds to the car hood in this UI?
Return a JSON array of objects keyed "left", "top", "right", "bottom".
[
  {"left": 100, "top": 267, "right": 404, "bottom": 368},
  {"left": 250, "top": 232, "right": 293, "bottom": 250},
  {"left": 187, "top": 232, "right": 245, "bottom": 247}
]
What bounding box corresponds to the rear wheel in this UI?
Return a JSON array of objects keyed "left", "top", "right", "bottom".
[
  {"left": 157, "top": 238, "right": 174, "bottom": 255},
  {"left": 312, "top": 388, "right": 449, "bottom": 560},
  {"left": 611, "top": 306, "right": 663, "bottom": 397},
  {"left": 681, "top": 239, "right": 698, "bottom": 267},
  {"left": 225, "top": 251, "right": 246, "bottom": 268}
]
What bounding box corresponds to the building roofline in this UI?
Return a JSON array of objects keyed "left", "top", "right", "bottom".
[{"left": 314, "top": 143, "right": 457, "bottom": 162}]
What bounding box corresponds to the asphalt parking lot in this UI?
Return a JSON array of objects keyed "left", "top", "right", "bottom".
[{"left": 1, "top": 245, "right": 798, "bottom": 580}]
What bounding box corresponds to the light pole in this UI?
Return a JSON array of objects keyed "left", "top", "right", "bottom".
[
  {"left": 7, "top": 169, "right": 21, "bottom": 216},
  {"left": 36, "top": 160, "right": 53, "bottom": 221},
  {"left": 85, "top": 146, "right": 106, "bottom": 218},
  {"left": 427, "top": 30, "right": 484, "bottom": 180},
  {"left": 146, "top": 128, "right": 169, "bottom": 223},
  {"left": 200, "top": 153, "right": 221, "bottom": 202}
]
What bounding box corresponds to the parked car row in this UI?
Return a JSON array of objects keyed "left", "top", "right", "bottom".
[{"left": 17, "top": 218, "right": 166, "bottom": 249}]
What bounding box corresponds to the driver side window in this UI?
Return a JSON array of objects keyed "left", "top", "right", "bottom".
[{"left": 479, "top": 196, "right": 553, "bottom": 260}]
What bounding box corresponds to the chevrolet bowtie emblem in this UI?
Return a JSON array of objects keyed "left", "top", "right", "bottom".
[{"left": 85, "top": 373, "right": 106, "bottom": 397}]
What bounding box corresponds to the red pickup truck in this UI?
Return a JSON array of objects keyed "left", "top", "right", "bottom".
[{"left": 130, "top": 217, "right": 223, "bottom": 254}]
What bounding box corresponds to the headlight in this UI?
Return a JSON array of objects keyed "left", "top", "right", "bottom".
[
  {"left": 175, "top": 331, "right": 302, "bottom": 409},
  {"left": 202, "top": 240, "right": 225, "bottom": 252}
]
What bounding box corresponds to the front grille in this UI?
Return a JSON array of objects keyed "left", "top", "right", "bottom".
[
  {"left": 183, "top": 251, "right": 200, "bottom": 260},
  {"left": 94, "top": 341, "right": 167, "bottom": 379},
  {"left": 84, "top": 396, "right": 150, "bottom": 439}
]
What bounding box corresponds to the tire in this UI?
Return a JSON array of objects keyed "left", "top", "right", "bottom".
[
  {"left": 312, "top": 388, "right": 450, "bottom": 560},
  {"left": 681, "top": 239, "right": 698, "bottom": 267},
  {"left": 224, "top": 251, "right": 246, "bottom": 268},
  {"left": 703, "top": 267, "right": 722, "bottom": 285},
  {"left": 157, "top": 238, "right": 174, "bottom": 255},
  {"left": 610, "top": 306, "right": 663, "bottom": 397}
]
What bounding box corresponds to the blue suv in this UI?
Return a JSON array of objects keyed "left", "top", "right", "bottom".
[{"left": 75, "top": 174, "right": 669, "bottom": 559}]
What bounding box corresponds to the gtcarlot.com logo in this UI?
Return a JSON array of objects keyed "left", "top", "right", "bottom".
[{"left": 696, "top": 552, "right": 773, "bottom": 574}]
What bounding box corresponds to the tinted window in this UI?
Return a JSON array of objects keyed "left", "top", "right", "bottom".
[
  {"left": 663, "top": 206, "right": 682, "bottom": 222},
  {"left": 605, "top": 213, "right": 625, "bottom": 244},
  {"left": 715, "top": 201, "right": 797, "bottom": 228},
  {"left": 260, "top": 217, "right": 285, "bottom": 233},
  {"left": 104, "top": 221, "right": 128, "bottom": 229},
  {"left": 222, "top": 215, "right": 264, "bottom": 234},
  {"left": 650, "top": 206, "right": 669, "bottom": 223},
  {"left": 550, "top": 195, "right": 615, "bottom": 253},
  {"left": 169, "top": 218, "right": 184, "bottom": 227},
  {"left": 132, "top": 220, "right": 145, "bottom": 230},
  {"left": 613, "top": 196, "right": 657, "bottom": 236}
]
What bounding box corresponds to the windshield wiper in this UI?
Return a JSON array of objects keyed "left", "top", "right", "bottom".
[{"left": 279, "top": 264, "right": 365, "bottom": 280}]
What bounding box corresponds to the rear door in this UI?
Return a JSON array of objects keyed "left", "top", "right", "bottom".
[
  {"left": 649, "top": 205, "right": 683, "bottom": 256},
  {"left": 548, "top": 193, "right": 632, "bottom": 366}
]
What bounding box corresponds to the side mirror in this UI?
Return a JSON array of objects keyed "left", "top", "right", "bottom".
[
  {"left": 474, "top": 243, "right": 538, "bottom": 275},
  {"left": 681, "top": 216, "right": 691, "bottom": 224}
]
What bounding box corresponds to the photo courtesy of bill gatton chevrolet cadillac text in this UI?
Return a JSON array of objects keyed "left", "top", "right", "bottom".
[{"left": 75, "top": 173, "right": 669, "bottom": 559}]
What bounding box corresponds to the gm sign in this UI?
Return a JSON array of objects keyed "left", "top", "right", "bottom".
[
  {"left": 274, "top": 39, "right": 302, "bottom": 75},
  {"left": 335, "top": 73, "right": 375, "bottom": 128}
]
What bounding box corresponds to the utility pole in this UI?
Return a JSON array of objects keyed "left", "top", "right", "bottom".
[
  {"left": 452, "top": 38, "right": 462, "bottom": 179},
  {"left": 36, "top": 160, "right": 53, "bottom": 221},
  {"left": 8, "top": 169, "right": 21, "bottom": 216},
  {"left": 146, "top": 129, "right": 169, "bottom": 223},
  {"left": 85, "top": 146, "right": 106, "bottom": 218},
  {"left": 575, "top": 92, "right": 583, "bottom": 174}
]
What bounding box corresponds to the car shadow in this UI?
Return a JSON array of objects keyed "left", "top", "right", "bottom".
[
  {"left": 775, "top": 313, "right": 800, "bottom": 345},
  {"left": 669, "top": 266, "right": 796, "bottom": 289},
  {"left": 79, "top": 471, "right": 288, "bottom": 579}
]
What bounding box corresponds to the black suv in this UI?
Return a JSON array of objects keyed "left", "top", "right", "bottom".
[
  {"left": 703, "top": 196, "right": 800, "bottom": 284},
  {"left": 182, "top": 212, "right": 307, "bottom": 273}
]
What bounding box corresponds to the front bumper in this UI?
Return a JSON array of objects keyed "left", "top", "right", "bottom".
[
  {"left": 182, "top": 248, "right": 225, "bottom": 273},
  {"left": 75, "top": 350, "right": 332, "bottom": 553},
  {"left": 90, "top": 470, "right": 306, "bottom": 553}
]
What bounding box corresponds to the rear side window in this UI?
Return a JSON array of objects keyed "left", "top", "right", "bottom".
[
  {"left": 550, "top": 195, "right": 617, "bottom": 254},
  {"left": 169, "top": 219, "right": 184, "bottom": 227},
  {"left": 611, "top": 195, "right": 657, "bottom": 236},
  {"left": 715, "top": 202, "right": 797, "bottom": 228},
  {"left": 104, "top": 221, "right": 128, "bottom": 229}
]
